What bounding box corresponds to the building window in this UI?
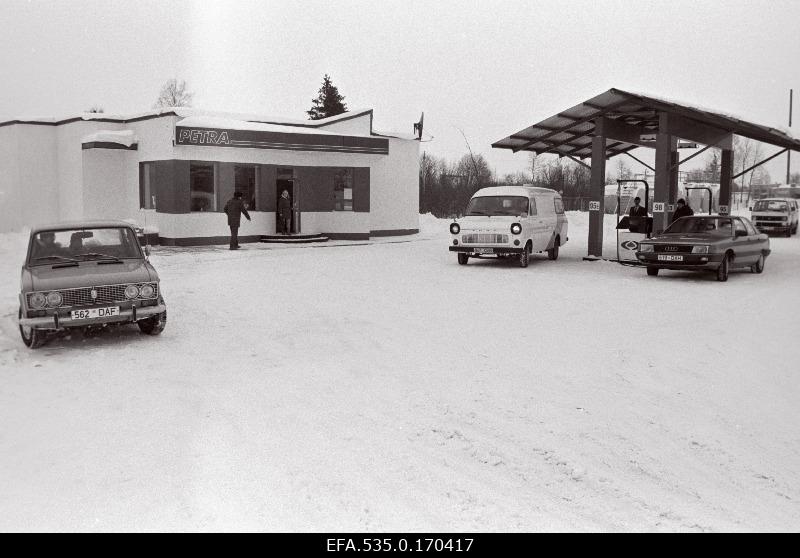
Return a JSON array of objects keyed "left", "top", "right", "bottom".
[
  {"left": 333, "top": 168, "right": 353, "bottom": 211},
  {"left": 234, "top": 165, "right": 257, "bottom": 211},
  {"left": 139, "top": 163, "right": 157, "bottom": 209},
  {"left": 190, "top": 162, "right": 216, "bottom": 212}
]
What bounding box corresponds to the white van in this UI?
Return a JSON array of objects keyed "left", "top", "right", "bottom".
[
  {"left": 448, "top": 186, "right": 568, "bottom": 267},
  {"left": 750, "top": 198, "right": 798, "bottom": 236}
]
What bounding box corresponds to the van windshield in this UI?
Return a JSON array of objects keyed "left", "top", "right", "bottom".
[
  {"left": 465, "top": 196, "right": 528, "bottom": 216},
  {"left": 753, "top": 200, "right": 788, "bottom": 212}
]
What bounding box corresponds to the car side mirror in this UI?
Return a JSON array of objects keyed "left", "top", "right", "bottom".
[
  {"left": 748, "top": 207, "right": 752, "bottom": 211},
  {"left": 145, "top": 245, "right": 151, "bottom": 258},
  {"left": 735, "top": 229, "right": 747, "bottom": 237}
]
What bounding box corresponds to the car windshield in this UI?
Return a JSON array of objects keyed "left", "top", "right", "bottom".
[
  {"left": 29, "top": 227, "right": 142, "bottom": 265},
  {"left": 664, "top": 217, "right": 734, "bottom": 237},
  {"left": 465, "top": 196, "right": 529, "bottom": 216},
  {"left": 753, "top": 200, "right": 788, "bottom": 212}
]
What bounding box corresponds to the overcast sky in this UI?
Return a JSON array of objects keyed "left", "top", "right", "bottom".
[{"left": 1, "top": 0, "right": 798, "bottom": 179}]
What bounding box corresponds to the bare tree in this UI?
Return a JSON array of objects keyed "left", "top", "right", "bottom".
[
  {"left": 153, "top": 79, "right": 193, "bottom": 109},
  {"left": 615, "top": 158, "right": 632, "bottom": 180}
]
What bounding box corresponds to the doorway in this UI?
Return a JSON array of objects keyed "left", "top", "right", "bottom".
[{"left": 276, "top": 179, "right": 295, "bottom": 234}]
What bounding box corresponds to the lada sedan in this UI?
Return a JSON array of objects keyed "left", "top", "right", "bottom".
[
  {"left": 636, "top": 215, "right": 770, "bottom": 282},
  {"left": 18, "top": 221, "right": 167, "bottom": 348}
]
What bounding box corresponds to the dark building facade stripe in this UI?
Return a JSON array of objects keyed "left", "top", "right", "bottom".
[
  {"left": 81, "top": 142, "right": 138, "bottom": 150},
  {"left": 176, "top": 126, "right": 389, "bottom": 155}
]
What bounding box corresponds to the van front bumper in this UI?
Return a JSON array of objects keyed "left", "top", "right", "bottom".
[
  {"left": 449, "top": 246, "right": 525, "bottom": 255},
  {"left": 19, "top": 304, "right": 166, "bottom": 329}
]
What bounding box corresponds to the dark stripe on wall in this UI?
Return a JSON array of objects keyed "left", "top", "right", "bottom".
[
  {"left": 369, "top": 228, "right": 419, "bottom": 237},
  {"left": 158, "top": 235, "right": 263, "bottom": 246},
  {"left": 81, "top": 142, "right": 138, "bottom": 150},
  {"left": 176, "top": 126, "right": 389, "bottom": 155},
  {"left": 324, "top": 232, "right": 371, "bottom": 241}
]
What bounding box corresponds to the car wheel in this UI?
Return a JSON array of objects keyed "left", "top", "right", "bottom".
[
  {"left": 716, "top": 254, "right": 730, "bottom": 282},
  {"left": 786, "top": 229, "right": 792, "bottom": 238},
  {"left": 751, "top": 254, "right": 765, "bottom": 274},
  {"left": 18, "top": 307, "right": 45, "bottom": 349},
  {"left": 519, "top": 243, "right": 530, "bottom": 268},
  {"left": 646, "top": 266, "right": 659, "bottom": 277},
  {"left": 138, "top": 310, "right": 167, "bottom": 335},
  {"left": 547, "top": 237, "right": 560, "bottom": 260},
  {"left": 457, "top": 253, "right": 469, "bottom": 265}
]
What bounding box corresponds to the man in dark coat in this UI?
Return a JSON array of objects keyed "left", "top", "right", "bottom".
[
  {"left": 223, "top": 191, "right": 251, "bottom": 250},
  {"left": 671, "top": 198, "right": 694, "bottom": 223},
  {"left": 628, "top": 196, "right": 648, "bottom": 233},
  {"left": 277, "top": 189, "right": 291, "bottom": 235}
]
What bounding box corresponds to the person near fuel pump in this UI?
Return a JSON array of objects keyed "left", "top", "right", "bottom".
[
  {"left": 628, "top": 197, "right": 648, "bottom": 233},
  {"left": 671, "top": 198, "right": 694, "bottom": 223}
]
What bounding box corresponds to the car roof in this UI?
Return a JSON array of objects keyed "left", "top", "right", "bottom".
[
  {"left": 30, "top": 220, "right": 138, "bottom": 235},
  {"left": 756, "top": 198, "right": 793, "bottom": 202}
]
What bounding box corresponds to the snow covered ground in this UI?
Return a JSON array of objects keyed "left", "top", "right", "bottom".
[{"left": 1, "top": 211, "right": 799, "bottom": 532}]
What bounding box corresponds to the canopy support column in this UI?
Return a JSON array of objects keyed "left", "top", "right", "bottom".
[
  {"left": 652, "top": 113, "right": 675, "bottom": 234},
  {"left": 587, "top": 119, "right": 606, "bottom": 258},
  {"left": 720, "top": 149, "right": 733, "bottom": 213}
]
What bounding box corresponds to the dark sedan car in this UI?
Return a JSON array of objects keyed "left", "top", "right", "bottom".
[{"left": 636, "top": 215, "right": 770, "bottom": 282}]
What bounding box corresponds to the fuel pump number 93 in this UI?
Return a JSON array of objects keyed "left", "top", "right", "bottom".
[{"left": 327, "top": 538, "right": 474, "bottom": 552}]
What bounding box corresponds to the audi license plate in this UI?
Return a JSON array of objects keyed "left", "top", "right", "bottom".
[
  {"left": 474, "top": 248, "right": 494, "bottom": 254},
  {"left": 657, "top": 255, "right": 684, "bottom": 262},
  {"left": 71, "top": 306, "right": 120, "bottom": 320}
]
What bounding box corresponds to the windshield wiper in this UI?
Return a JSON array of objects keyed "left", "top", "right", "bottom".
[
  {"left": 77, "top": 252, "right": 123, "bottom": 262},
  {"left": 34, "top": 255, "right": 79, "bottom": 263}
]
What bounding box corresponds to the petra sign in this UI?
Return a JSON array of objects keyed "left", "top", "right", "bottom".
[
  {"left": 177, "top": 128, "right": 231, "bottom": 145},
  {"left": 175, "top": 125, "right": 389, "bottom": 155}
]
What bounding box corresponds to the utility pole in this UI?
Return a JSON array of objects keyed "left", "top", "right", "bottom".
[{"left": 788, "top": 89, "right": 793, "bottom": 184}]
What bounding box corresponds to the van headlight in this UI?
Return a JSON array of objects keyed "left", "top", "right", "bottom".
[
  {"left": 124, "top": 285, "right": 140, "bottom": 299},
  {"left": 638, "top": 244, "right": 654, "bottom": 253},
  {"left": 450, "top": 222, "right": 460, "bottom": 235},
  {"left": 510, "top": 223, "right": 522, "bottom": 235},
  {"left": 691, "top": 245, "right": 710, "bottom": 254},
  {"left": 139, "top": 284, "right": 155, "bottom": 298}
]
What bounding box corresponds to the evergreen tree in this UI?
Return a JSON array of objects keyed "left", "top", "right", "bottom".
[{"left": 307, "top": 74, "right": 347, "bottom": 120}]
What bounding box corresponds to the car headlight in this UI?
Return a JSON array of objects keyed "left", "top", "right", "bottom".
[
  {"left": 139, "top": 284, "right": 155, "bottom": 298},
  {"left": 510, "top": 223, "right": 522, "bottom": 235},
  {"left": 638, "top": 244, "right": 654, "bottom": 253},
  {"left": 691, "top": 245, "right": 710, "bottom": 254},
  {"left": 29, "top": 292, "right": 47, "bottom": 309},
  {"left": 46, "top": 291, "right": 63, "bottom": 307},
  {"left": 124, "top": 284, "right": 140, "bottom": 299},
  {"left": 449, "top": 222, "right": 460, "bottom": 235}
]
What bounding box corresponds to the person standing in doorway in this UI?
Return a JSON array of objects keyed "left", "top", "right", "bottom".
[
  {"left": 278, "top": 189, "right": 291, "bottom": 235},
  {"left": 671, "top": 198, "right": 694, "bottom": 223},
  {"left": 224, "top": 191, "right": 251, "bottom": 250},
  {"left": 628, "top": 196, "right": 648, "bottom": 233}
]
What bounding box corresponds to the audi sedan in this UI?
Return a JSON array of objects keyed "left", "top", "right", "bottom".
[
  {"left": 18, "top": 221, "right": 167, "bottom": 348},
  {"left": 635, "top": 215, "right": 770, "bottom": 282}
]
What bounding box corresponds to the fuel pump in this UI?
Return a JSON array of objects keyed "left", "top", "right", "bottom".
[{"left": 615, "top": 179, "right": 651, "bottom": 265}]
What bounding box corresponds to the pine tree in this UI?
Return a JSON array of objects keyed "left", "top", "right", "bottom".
[{"left": 307, "top": 74, "right": 347, "bottom": 120}]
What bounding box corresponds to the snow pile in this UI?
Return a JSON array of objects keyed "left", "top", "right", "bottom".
[
  {"left": 81, "top": 130, "right": 138, "bottom": 147},
  {"left": 1, "top": 214, "right": 799, "bottom": 531}
]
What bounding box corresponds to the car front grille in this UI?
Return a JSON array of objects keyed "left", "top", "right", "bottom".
[
  {"left": 755, "top": 216, "right": 786, "bottom": 223},
  {"left": 28, "top": 283, "right": 158, "bottom": 308},
  {"left": 654, "top": 245, "right": 694, "bottom": 254},
  {"left": 461, "top": 233, "right": 509, "bottom": 244}
]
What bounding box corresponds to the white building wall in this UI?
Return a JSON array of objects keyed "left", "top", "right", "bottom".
[
  {"left": 0, "top": 126, "right": 21, "bottom": 232},
  {"left": 82, "top": 149, "right": 135, "bottom": 221},
  {"left": 2, "top": 124, "right": 60, "bottom": 231},
  {"left": 369, "top": 137, "right": 420, "bottom": 233},
  {"left": 56, "top": 120, "right": 127, "bottom": 221}
]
